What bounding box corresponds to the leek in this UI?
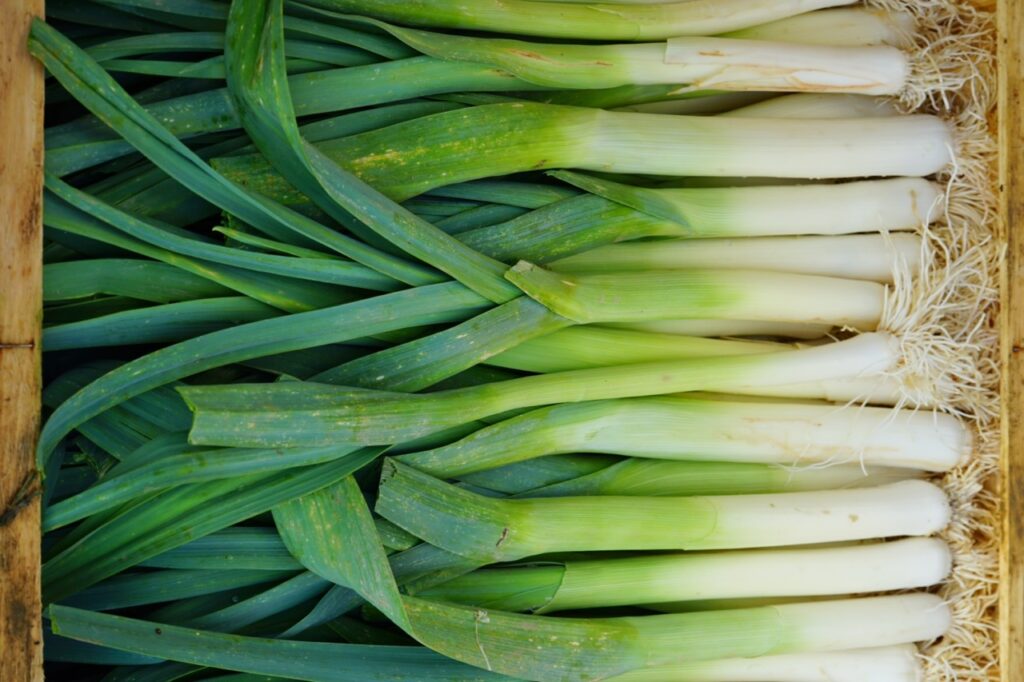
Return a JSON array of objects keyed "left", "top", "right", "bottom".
[
  {"left": 724, "top": 8, "right": 916, "bottom": 47},
  {"left": 551, "top": 234, "right": 921, "bottom": 284},
  {"left": 662, "top": 37, "right": 908, "bottom": 94},
  {"left": 215, "top": 103, "right": 953, "bottom": 201},
  {"left": 507, "top": 264, "right": 887, "bottom": 328},
  {"left": 61, "top": 569, "right": 294, "bottom": 612},
  {"left": 48, "top": 593, "right": 948, "bottom": 680},
  {"left": 140, "top": 528, "right": 302, "bottom": 571},
  {"left": 606, "top": 319, "right": 832, "bottom": 339},
  {"left": 354, "top": 17, "right": 912, "bottom": 95},
  {"left": 419, "top": 538, "right": 950, "bottom": 612},
  {"left": 459, "top": 194, "right": 685, "bottom": 264},
  {"left": 182, "top": 333, "right": 902, "bottom": 448},
  {"left": 43, "top": 297, "right": 281, "bottom": 351},
  {"left": 377, "top": 460, "right": 949, "bottom": 560},
  {"left": 723, "top": 92, "right": 900, "bottom": 117},
  {"left": 523, "top": 458, "right": 919, "bottom": 498},
  {"left": 551, "top": 172, "right": 941, "bottom": 238},
  {"left": 618, "top": 92, "right": 771, "bottom": 115},
  {"left": 487, "top": 326, "right": 780, "bottom": 373},
  {"left": 48, "top": 605, "right": 507, "bottom": 681},
  {"left": 43, "top": 259, "right": 233, "bottom": 303},
  {"left": 299, "top": 0, "right": 856, "bottom": 40},
  {"left": 396, "top": 395, "right": 969, "bottom": 477}
]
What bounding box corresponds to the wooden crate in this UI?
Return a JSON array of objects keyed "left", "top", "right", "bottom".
[{"left": 0, "top": 1, "right": 1019, "bottom": 680}]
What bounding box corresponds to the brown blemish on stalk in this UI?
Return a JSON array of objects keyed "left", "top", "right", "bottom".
[
  {"left": 496, "top": 527, "right": 510, "bottom": 547},
  {"left": 509, "top": 49, "right": 550, "bottom": 62}
]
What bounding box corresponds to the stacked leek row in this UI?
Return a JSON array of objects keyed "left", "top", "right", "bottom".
[{"left": 34, "top": 1, "right": 980, "bottom": 680}]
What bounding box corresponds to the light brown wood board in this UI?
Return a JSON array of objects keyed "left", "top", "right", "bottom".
[
  {"left": 999, "top": 0, "right": 1024, "bottom": 678},
  {"left": 0, "top": 1, "right": 45, "bottom": 681}
]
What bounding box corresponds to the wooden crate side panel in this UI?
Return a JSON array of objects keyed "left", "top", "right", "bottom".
[
  {"left": 0, "top": 1, "right": 45, "bottom": 681},
  {"left": 1000, "top": 0, "right": 1024, "bottom": 679}
]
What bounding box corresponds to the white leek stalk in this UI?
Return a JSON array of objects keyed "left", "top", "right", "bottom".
[
  {"left": 551, "top": 173, "right": 943, "bottom": 237},
  {"left": 700, "top": 480, "right": 949, "bottom": 549},
  {"left": 664, "top": 37, "right": 909, "bottom": 95},
  {"left": 583, "top": 111, "right": 950, "bottom": 177},
  {"left": 724, "top": 7, "right": 917, "bottom": 47},
  {"left": 546, "top": 538, "right": 950, "bottom": 610},
  {"left": 552, "top": 234, "right": 921, "bottom": 284},
  {"left": 616, "top": 645, "right": 922, "bottom": 681},
  {"left": 724, "top": 92, "right": 900, "bottom": 118},
  {"left": 729, "top": 375, "right": 934, "bottom": 407},
  {"left": 629, "top": 596, "right": 946, "bottom": 676},
  {"left": 774, "top": 593, "right": 950, "bottom": 652}
]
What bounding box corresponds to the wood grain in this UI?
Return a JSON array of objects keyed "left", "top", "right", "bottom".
[
  {"left": 0, "top": 1, "right": 45, "bottom": 681},
  {"left": 1000, "top": 0, "right": 1024, "bottom": 679}
]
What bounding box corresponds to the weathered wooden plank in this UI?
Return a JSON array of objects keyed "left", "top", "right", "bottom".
[
  {"left": 999, "top": 0, "right": 1024, "bottom": 679},
  {"left": 0, "top": 1, "right": 45, "bottom": 681}
]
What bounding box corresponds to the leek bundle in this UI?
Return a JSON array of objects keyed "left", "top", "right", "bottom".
[{"left": 29, "top": 0, "right": 988, "bottom": 680}]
